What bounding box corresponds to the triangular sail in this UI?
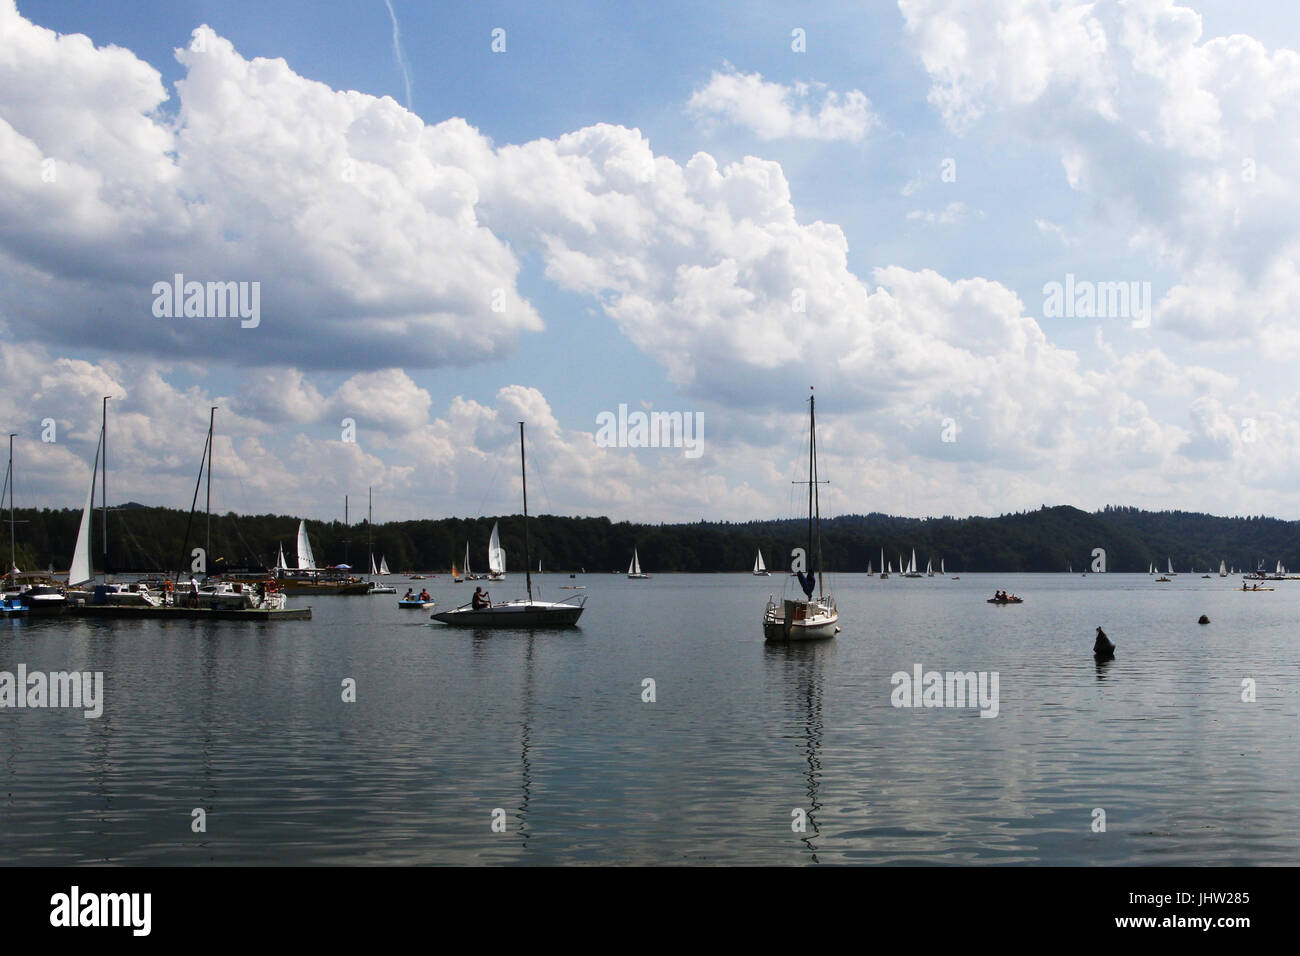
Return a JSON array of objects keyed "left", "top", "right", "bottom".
[
  {"left": 370, "top": 554, "right": 378, "bottom": 575},
  {"left": 755, "top": 549, "right": 767, "bottom": 572},
  {"left": 297, "top": 520, "right": 316, "bottom": 570},
  {"left": 464, "top": 542, "right": 471, "bottom": 576},
  {"left": 68, "top": 443, "right": 99, "bottom": 587},
  {"left": 629, "top": 549, "right": 641, "bottom": 575},
  {"left": 379, "top": 556, "right": 390, "bottom": 575},
  {"left": 488, "top": 522, "right": 506, "bottom": 574},
  {"left": 276, "top": 543, "right": 287, "bottom": 571}
]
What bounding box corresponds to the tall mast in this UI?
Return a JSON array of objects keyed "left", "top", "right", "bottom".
[
  {"left": 520, "top": 422, "right": 533, "bottom": 603},
  {"left": 7, "top": 433, "right": 15, "bottom": 574},
  {"left": 205, "top": 407, "right": 216, "bottom": 563},
  {"left": 101, "top": 396, "right": 109, "bottom": 568},
  {"left": 810, "top": 388, "right": 823, "bottom": 598},
  {"left": 806, "top": 389, "right": 814, "bottom": 573},
  {"left": 368, "top": 486, "right": 373, "bottom": 580}
]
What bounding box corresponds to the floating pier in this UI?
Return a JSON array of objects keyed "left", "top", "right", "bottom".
[{"left": 68, "top": 605, "right": 312, "bottom": 621}]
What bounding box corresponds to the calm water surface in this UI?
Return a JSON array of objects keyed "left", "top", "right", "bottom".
[{"left": 1, "top": 572, "right": 1297, "bottom": 865}]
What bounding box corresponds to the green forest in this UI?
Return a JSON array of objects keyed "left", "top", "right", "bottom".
[{"left": 2, "top": 502, "right": 1296, "bottom": 575}]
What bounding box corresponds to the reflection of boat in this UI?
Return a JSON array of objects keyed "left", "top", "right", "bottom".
[
  {"left": 764, "top": 388, "right": 838, "bottom": 642},
  {"left": 431, "top": 423, "right": 586, "bottom": 628},
  {"left": 764, "top": 639, "right": 828, "bottom": 863}
]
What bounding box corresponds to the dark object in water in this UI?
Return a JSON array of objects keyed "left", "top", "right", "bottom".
[
  {"left": 1198, "top": 614, "right": 1210, "bottom": 625},
  {"left": 1093, "top": 625, "right": 1115, "bottom": 660}
]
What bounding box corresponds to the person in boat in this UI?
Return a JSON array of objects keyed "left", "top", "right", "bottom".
[
  {"left": 1094, "top": 626, "right": 1115, "bottom": 660},
  {"left": 472, "top": 587, "right": 490, "bottom": 610},
  {"left": 994, "top": 590, "right": 1005, "bottom": 601},
  {"left": 403, "top": 588, "right": 415, "bottom": 601},
  {"left": 418, "top": 588, "right": 431, "bottom": 602}
]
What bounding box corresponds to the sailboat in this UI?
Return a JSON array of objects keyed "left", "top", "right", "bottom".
[
  {"left": 925, "top": 557, "right": 934, "bottom": 577},
  {"left": 272, "top": 517, "right": 369, "bottom": 594},
  {"left": 431, "top": 423, "right": 586, "bottom": 627},
  {"left": 487, "top": 522, "right": 506, "bottom": 581},
  {"left": 941, "top": 558, "right": 946, "bottom": 576},
  {"left": 763, "top": 387, "right": 839, "bottom": 641},
  {"left": 880, "top": 548, "right": 889, "bottom": 579},
  {"left": 366, "top": 488, "right": 396, "bottom": 594},
  {"left": 297, "top": 521, "right": 316, "bottom": 570},
  {"left": 451, "top": 562, "right": 463, "bottom": 584},
  {"left": 628, "top": 548, "right": 650, "bottom": 579},
  {"left": 379, "top": 556, "right": 391, "bottom": 575},
  {"left": 2, "top": 434, "right": 68, "bottom": 612},
  {"left": 753, "top": 549, "right": 770, "bottom": 576},
  {"left": 1166, "top": 557, "right": 1177, "bottom": 576},
  {"left": 904, "top": 548, "right": 923, "bottom": 578},
  {"left": 867, "top": 560, "right": 873, "bottom": 576},
  {"left": 463, "top": 541, "right": 480, "bottom": 580},
  {"left": 1219, "top": 559, "right": 1228, "bottom": 577}
]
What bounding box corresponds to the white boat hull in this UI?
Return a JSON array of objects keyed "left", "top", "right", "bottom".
[{"left": 763, "top": 598, "right": 839, "bottom": 641}]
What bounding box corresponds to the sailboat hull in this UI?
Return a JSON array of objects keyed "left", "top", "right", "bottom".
[
  {"left": 431, "top": 599, "right": 585, "bottom": 627},
  {"left": 763, "top": 599, "right": 839, "bottom": 641}
]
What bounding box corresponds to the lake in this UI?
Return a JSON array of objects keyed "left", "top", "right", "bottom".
[{"left": 1, "top": 571, "right": 1296, "bottom": 865}]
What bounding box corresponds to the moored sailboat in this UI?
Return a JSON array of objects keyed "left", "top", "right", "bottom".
[
  {"left": 753, "top": 549, "right": 770, "bottom": 576},
  {"left": 763, "top": 388, "right": 839, "bottom": 642},
  {"left": 431, "top": 423, "right": 585, "bottom": 627},
  {"left": 628, "top": 548, "right": 650, "bottom": 579}
]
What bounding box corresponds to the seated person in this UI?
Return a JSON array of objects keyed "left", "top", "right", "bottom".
[
  {"left": 471, "top": 586, "right": 490, "bottom": 610},
  {"left": 403, "top": 589, "right": 415, "bottom": 600},
  {"left": 419, "top": 589, "right": 431, "bottom": 602}
]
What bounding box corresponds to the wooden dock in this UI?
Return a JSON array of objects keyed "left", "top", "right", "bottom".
[{"left": 68, "top": 605, "right": 312, "bottom": 621}]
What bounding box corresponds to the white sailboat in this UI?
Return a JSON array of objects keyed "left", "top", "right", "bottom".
[
  {"left": 904, "top": 548, "right": 923, "bottom": 578},
  {"left": 925, "top": 557, "right": 934, "bottom": 577},
  {"left": 297, "top": 520, "right": 316, "bottom": 570},
  {"left": 276, "top": 543, "right": 288, "bottom": 572},
  {"left": 867, "top": 560, "right": 873, "bottom": 575},
  {"left": 753, "top": 550, "right": 770, "bottom": 576},
  {"left": 463, "top": 541, "right": 479, "bottom": 580},
  {"left": 941, "top": 558, "right": 946, "bottom": 575},
  {"left": 1166, "top": 557, "right": 1177, "bottom": 576},
  {"left": 366, "top": 488, "right": 396, "bottom": 594},
  {"left": 628, "top": 548, "right": 650, "bottom": 579},
  {"left": 763, "top": 387, "right": 839, "bottom": 642},
  {"left": 379, "top": 556, "right": 391, "bottom": 575},
  {"left": 487, "top": 522, "right": 506, "bottom": 581},
  {"left": 1219, "top": 559, "right": 1228, "bottom": 577},
  {"left": 880, "top": 548, "right": 889, "bottom": 579},
  {"left": 431, "top": 423, "right": 586, "bottom": 627}
]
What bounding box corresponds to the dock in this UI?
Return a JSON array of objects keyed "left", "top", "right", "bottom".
[{"left": 68, "top": 605, "right": 312, "bottom": 621}]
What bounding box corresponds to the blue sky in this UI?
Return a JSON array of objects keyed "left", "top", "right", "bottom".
[{"left": 4, "top": 0, "right": 1300, "bottom": 525}]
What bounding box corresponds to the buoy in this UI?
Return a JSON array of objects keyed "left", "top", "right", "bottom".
[{"left": 1198, "top": 615, "right": 1210, "bottom": 624}]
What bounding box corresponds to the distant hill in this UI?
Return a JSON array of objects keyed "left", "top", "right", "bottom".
[{"left": 4, "top": 502, "right": 1294, "bottom": 574}]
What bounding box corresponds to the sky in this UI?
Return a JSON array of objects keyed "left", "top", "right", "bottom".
[{"left": 3, "top": 0, "right": 1300, "bottom": 525}]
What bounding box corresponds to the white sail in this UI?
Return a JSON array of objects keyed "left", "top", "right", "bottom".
[
  {"left": 379, "top": 555, "right": 390, "bottom": 575},
  {"left": 754, "top": 550, "right": 767, "bottom": 573},
  {"left": 868, "top": 560, "right": 873, "bottom": 575},
  {"left": 925, "top": 557, "right": 933, "bottom": 574},
  {"left": 629, "top": 549, "right": 641, "bottom": 575},
  {"left": 1219, "top": 559, "right": 1227, "bottom": 576},
  {"left": 1277, "top": 560, "right": 1284, "bottom": 575},
  {"left": 68, "top": 457, "right": 97, "bottom": 587},
  {"left": 1167, "top": 557, "right": 1173, "bottom": 574},
  {"left": 276, "top": 543, "right": 287, "bottom": 571},
  {"left": 488, "top": 522, "right": 506, "bottom": 574},
  {"left": 297, "top": 520, "right": 316, "bottom": 570},
  {"left": 941, "top": 558, "right": 945, "bottom": 574},
  {"left": 370, "top": 554, "right": 378, "bottom": 575},
  {"left": 888, "top": 560, "right": 893, "bottom": 573},
  {"left": 911, "top": 549, "right": 918, "bottom": 574},
  {"left": 464, "top": 542, "right": 472, "bottom": 577}
]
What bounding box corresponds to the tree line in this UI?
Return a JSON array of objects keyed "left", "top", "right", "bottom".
[{"left": 3, "top": 503, "right": 1296, "bottom": 575}]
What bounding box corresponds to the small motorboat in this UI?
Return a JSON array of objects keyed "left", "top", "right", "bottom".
[
  {"left": 0, "top": 596, "right": 28, "bottom": 616},
  {"left": 369, "top": 583, "right": 397, "bottom": 595},
  {"left": 1155, "top": 576, "right": 1171, "bottom": 582},
  {"left": 986, "top": 596, "right": 1023, "bottom": 604},
  {"left": 398, "top": 599, "right": 435, "bottom": 609}
]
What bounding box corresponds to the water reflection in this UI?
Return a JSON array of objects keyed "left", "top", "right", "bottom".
[{"left": 764, "top": 641, "right": 831, "bottom": 863}]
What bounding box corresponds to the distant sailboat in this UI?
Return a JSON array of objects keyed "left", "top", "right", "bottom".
[
  {"left": 941, "top": 558, "right": 946, "bottom": 575},
  {"left": 487, "top": 522, "right": 506, "bottom": 581},
  {"left": 276, "top": 543, "right": 288, "bottom": 572},
  {"left": 904, "top": 548, "right": 923, "bottom": 578},
  {"left": 753, "top": 550, "right": 770, "bottom": 576},
  {"left": 366, "top": 488, "right": 396, "bottom": 594},
  {"left": 628, "top": 548, "right": 650, "bottom": 579},
  {"left": 297, "top": 520, "right": 316, "bottom": 570},
  {"left": 379, "top": 556, "right": 391, "bottom": 575},
  {"left": 925, "top": 557, "right": 934, "bottom": 577},
  {"left": 867, "top": 560, "right": 873, "bottom": 575},
  {"left": 880, "top": 548, "right": 888, "bottom": 579},
  {"left": 1219, "top": 559, "right": 1228, "bottom": 577},
  {"left": 1166, "top": 557, "right": 1176, "bottom": 576}
]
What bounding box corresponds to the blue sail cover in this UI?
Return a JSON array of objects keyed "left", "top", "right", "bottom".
[{"left": 797, "top": 569, "right": 816, "bottom": 598}]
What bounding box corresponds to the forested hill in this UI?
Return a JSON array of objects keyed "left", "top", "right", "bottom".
[{"left": 3, "top": 503, "right": 1296, "bottom": 575}]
